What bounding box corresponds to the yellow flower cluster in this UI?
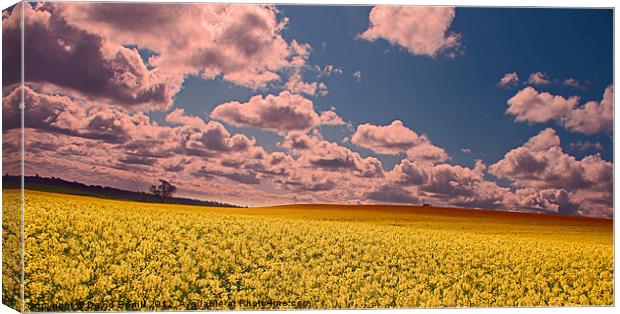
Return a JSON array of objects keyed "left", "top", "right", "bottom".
[
  {"left": 2, "top": 190, "right": 22, "bottom": 311},
  {"left": 3, "top": 190, "right": 614, "bottom": 311}
]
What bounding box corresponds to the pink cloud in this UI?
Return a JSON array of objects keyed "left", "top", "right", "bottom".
[
  {"left": 284, "top": 71, "right": 325, "bottom": 96},
  {"left": 319, "top": 109, "right": 349, "bottom": 127},
  {"left": 507, "top": 87, "right": 578, "bottom": 124},
  {"left": 527, "top": 72, "right": 551, "bottom": 85},
  {"left": 569, "top": 141, "right": 604, "bottom": 152},
  {"left": 489, "top": 128, "right": 612, "bottom": 217},
  {"left": 21, "top": 128, "right": 152, "bottom": 190},
  {"left": 2, "top": 123, "right": 21, "bottom": 176},
  {"left": 289, "top": 39, "right": 312, "bottom": 69},
  {"left": 278, "top": 131, "right": 385, "bottom": 180},
  {"left": 4, "top": 85, "right": 141, "bottom": 143},
  {"left": 211, "top": 91, "right": 321, "bottom": 134},
  {"left": 3, "top": 3, "right": 314, "bottom": 112},
  {"left": 563, "top": 78, "right": 586, "bottom": 89},
  {"left": 317, "top": 83, "right": 329, "bottom": 96},
  {"left": 279, "top": 132, "right": 322, "bottom": 152},
  {"left": 364, "top": 185, "right": 419, "bottom": 204},
  {"left": 296, "top": 139, "right": 385, "bottom": 178},
  {"left": 314, "top": 65, "right": 343, "bottom": 77},
  {"left": 164, "top": 108, "right": 208, "bottom": 130},
  {"left": 562, "top": 85, "right": 613, "bottom": 134},
  {"left": 506, "top": 85, "right": 613, "bottom": 134},
  {"left": 508, "top": 187, "right": 574, "bottom": 214},
  {"left": 54, "top": 3, "right": 305, "bottom": 89},
  {"left": 377, "top": 159, "right": 510, "bottom": 209},
  {"left": 274, "top": 173, "right": 338, "bottom": 193},
  {"left": 351, "top": 120, "right": 426, "bottom": 155},
  {"left": 181, "top": 122, "right": 256, "bottom": 156},
  {"left": 4, "top": 86, "right": 260, "bottom": 159},
  {"left": 497, "top": 72, "right": 519, "bottom": 88},
  {"left": 3, "top": 5, "right": 181, "bottom": 111},
  {"left": 186, "top": 143, "right": 293, "bottom": 187},
  {"left": 359, "top": 6, "right": 460, "bottom": 57},
  {"left": 21, "top": 131, "right": 280, "bottom": 206},
  {"left": 405, "top": 142, "right": 450, "bottom": 164},
  {"left": 2, "top": 9, "right": 20, "bottom": 89},
  {"left": 15, "top": 125, "right": 284, "bottom": 206}
]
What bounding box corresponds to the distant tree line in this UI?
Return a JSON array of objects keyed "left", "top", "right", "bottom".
[{"left": 2, "top": 175, "right": 242, "bottom": 208}]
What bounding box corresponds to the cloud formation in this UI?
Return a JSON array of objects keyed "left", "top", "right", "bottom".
[
  {"left": 563, "top": 78, "right": 585, "bottom": 89},
  {"left": 350, "top": 120, "right": 450, "bottom": 168},
  {"left": 405, "top": 142, "right": 450, "bottom": 164},
  {"left": 359, "top": 6, "right": 460, "bottom": 57},
  {"left": 509, "top": 187, "right": 574, "bottom": 215},
  {"left": 3, "top": 3, "right": 312, "bottom": 111},
  {"left": 506, "top": 85, "right": 613, "bottom": 134},
  {"left": 4, "top": 85, "right": 258, "bottom": 158},
  {"left": 3, "top": 4, "right": 180, "bottom": 110},
  {"left": 314, "top": 65, "right": 343, "bottom": 77},
  {"left": 497, "top": 72, "right": 519, "bottom": 87},
  {"left": 54, "top": 3, "right": 305, "bottom": 89},
  {"left": 384, "top": 159, "right": 509, "bottom": 209},
  {"left": 164, "top": 108, "right": 209, "bottom": 130},
  {"left": 319, "top": 109, "right": 349, "bottom": 127},
  {"left": 527, "top": 72, "right": 551, "bottom": 85},
  {"left": 6, "top": 84, "right": 613, "bottom": 217},
  {"left": 295, "top": 136, "right": 385, "bottom": 178},
  {"left": 211, "top": 91, "right": 321, "bottom": 135},
  {"left": 351, "top": 120, "right": 424, "bottom": 154},
  {"left": 5, "top": 85, "right": 377, "bottom": 206},
  {"left": 507, "top": 87, "right": 579, "bottom": 124},
  {"left": 561, "top": 86, "right": 613, "bottom": 135},
  {"left": 569, "top": 141, "right": 603, "bottom": 152},
  {"left": 489, "top": 128, "right": 612, "bottom": 217},
  {"left": 365, "top": 185, "right": 419, "bottom": 204},
  {"left": 284, "top": 71, "right": 327, "bottom": 96}
]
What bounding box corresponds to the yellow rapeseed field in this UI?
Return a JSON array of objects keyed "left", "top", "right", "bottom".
[{"left": 2, "top": 189, "right": 614, "bottom": 311}]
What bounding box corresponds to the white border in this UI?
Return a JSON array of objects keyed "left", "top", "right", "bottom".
[{"left": 0, "top": 1, "right": 616, "bottom": 313}]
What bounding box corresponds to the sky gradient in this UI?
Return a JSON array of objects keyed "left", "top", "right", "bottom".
[{"left": 2, "top": 3, "right": 613, "bottom": 218}]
